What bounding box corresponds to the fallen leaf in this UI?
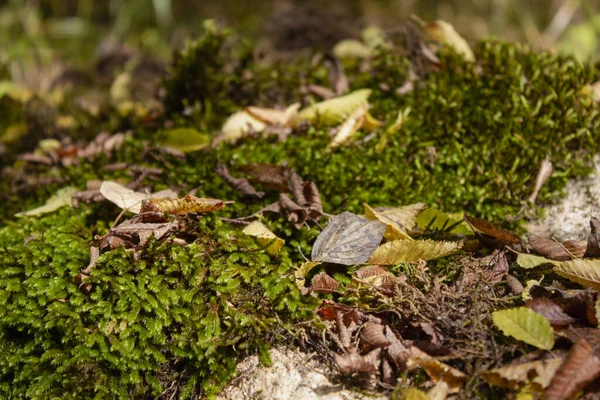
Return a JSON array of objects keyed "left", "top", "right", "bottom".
[
  {"left": 361, "top": 322, "right": 390, "bottom": 348},
  {"left": 404, "top": 388, "right": 431, "bottom": 400},
  {"left": 16, "top": 186, "right": 78, "bottom": 217},
  {"left": 245, "top": 104, "right": 298, "bottom": 126},
  {"left": 528, "top": 157, "right": 553, "bottom": 203},
  {"left": 507, "top": 275, "right": 525, "bottom": 295},
  {"left": 99, "top": 181, "right": 154, "bottom": 214},
  {"left": 422, "top": 20, "right": 475, "bottom": 62},
  {"left": 239, "top": 163, "right": 291, "bottom": 191},
  {"left": 216, "top": 164, "right": 264, "bottom": 198},
  {"left": 480, "top": 358, "right": 563, "bottom": 390},
  {"left": 516, "top": 253, "right": 557, "bottom": 269},
  {"left": 368, "top": 239, "right": 462, "bottom": 264},
  {"left": 311, "top": 212, "right": 386, "bottom": 265},
  {"left": 158, "top": 127, "right": 210, "bottom": 153},
  {"left": 294, "top": 261, "right": 322, "bottom": 293},
  {"left": 545, "top": 338, "right": 600, "bottom": 400},
  {"left": 293, "top": 89, "right": 372, "bottom": 126},
  {"left": 492, "top": 307, "right": 555, "bottom": 350},
  {"left": 354, "top": 265, "right": 395, "bottom": 287},
  {"left": 553, "top": 259, "right": 600, "bottom": 291},
  {"left": 464, "top": 215, "right": 521, "bottom": 245},
  {"left": 141, "top": 195, "right": 225, "bottom": 215},
  {"left": 309, "top": 272, "right": 339, "bottom": 294},
  {"left": 333, "top": 39, "right": 373, "bottom": 60},
  {"left": 560, "top": 328, "right": 600, "bottom": 351},
  {"left": 335, "top": 348, "right": 381, "bottom": 374},
  {"left": 364, "top": 202, "right": 427, "bottom": 240},
  {"left": 428, "top": 380, "right": 449, "bottom": 400},
  {"left": 416, "top": 208, "right": 471, "bottom": 235},
  {"left": 528, "top": 235, "right": 586, "bottom": 261},
  {"left": 407, "top": 346, "right": 467, "bottom": 393},
  {"left": 217, "top": 110, "right": 265, "bottom": 144},
  {"left": 524, "top": 298, "right": 576, "bottom": 328},
  {"left": 242, "top": 220, "right": 284, "bottom": 256},
  {"left": 327, "top": 104, "right": 367, "bottom": 151},
  {"left": 585, "top": 217, "right": 600, "bottom": 257}
]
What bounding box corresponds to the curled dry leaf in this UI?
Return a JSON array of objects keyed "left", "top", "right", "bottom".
[
  {"left": 361, "top": 322, "right": 391, "bottom": 348},
  {"left": 364, "top": 202, "right": 427, "bottom": 240},
  {"left": 464, "top": 215, "right": 521, "bottom": 246},
  {"left": 294, "top": 261, "right": 321, "bottom": 293},
  {"left": 293, "top": 89, "right": 372, "bottom": 126},
  {"left": 561, "top": 328, "right": 600, "bottom": 351},
  {"left": 528, "top": 235, "right": 586, "bottom": 261},
  {"left": 99, "top": 181, "right": 177, "bottom": 214},
  {"left": 553, "top": 259, "right": 600, "bottom": 291},
  {"left": 140, "top": 195, "right": 225, "bottom": 215},
  {"left": 239, "top": 163, "right": 291, "bottom": 191},
  {"left": 277, "top": 193, "right": 308, "bottom": 228},
  {"left": 368, "top": 239, "right": 462, "bottom": 265},
  {"left": 480, "top": 358, "right": 563, "bottom": 390},
  {"left": 492, "top": 307, "right": 555, "bottom": 350},
  {"left": 311, "top": 212, "right": 386, "bottom": 265},
  {"left": 217, "top": 110, "right": 265, "bottom": 144},
  {"left": 354, "top": 265, "right": 395, "bottom": 286},
  {"left": 422, "top": 20, "right": 475, "bottom": 62},
  {"left": 507, "top": 275, "right": 525, "bottom": 295},
  {"left": 334, "top": 348, "right": 381, "bottom": 374},
  {"left": 242, "top": 220, "right": 284, "bottom": 256},
  {"left": 585, "top": 217, "right": 600, "bottom": 257},
  {"left": 327, "top": 104, "right": 367, "bottom": 151},
  {"left": 524, "top": 298, "right": 576, "bottom": 328},
  {"left": 216, "top": 164, "right": 264, "bottom": 198},
  {"left": 316, "top": 301, "right": 359, "bottom": 326},
  {"left": 528, "top": 157, "right": 553, "bottom": 203},
  {"left": 406, "top": 346, "right": 467, "bottom": 394},
  {"left": 309, "top": 272, "right": 339, "bottom": 294},
  {"left": 302, "top": 181, "right": 323, "bottom": 220},
  {"left": 385, "top": 326, "right": 410, "bottom": 369},
  {"left": 545, "top": 338, "right": 600, "bottom": 400}
]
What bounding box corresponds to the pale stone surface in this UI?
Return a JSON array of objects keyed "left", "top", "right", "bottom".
[
  {"left": 527, "top": 155, "right": 600, "bottom": 240},
  {"left": 217, "top": 347, "right": 385, "bottom": 400}
]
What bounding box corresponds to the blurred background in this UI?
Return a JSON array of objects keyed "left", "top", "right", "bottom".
[{"left": 1, "top": 0, "right": 599, "bottom": 65}]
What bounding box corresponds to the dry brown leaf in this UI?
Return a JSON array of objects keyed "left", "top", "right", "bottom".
[
  {"left": 309, "top": 272, "right": 339, "bottom": 294},
  {"left": 311, "top": 212, "right": 386, "bottom": 265},
  {"left": 524, "top": 298, "right": 576, "bottom": 328},
  {"left": 216, "top": 164, "right": 264, "bottom": 198},
  {"left": 239, "top": 163, "right": 291, "bottom": 191},
  {"left": 303, "top": 181, "right": 323, "bottom": 220},
  {"left": 368, "top": 239, "right": 462, "bottom": 264},
  {"left": 335, "top": 348, "right": 381, "bottom": 374},
  {"left": 480, "top": 358, "right": 563, "bottom": 390},
  {"left": 361, "top": 323, "right": 391, "bottom": 348},
  {"left": 528, "top": 157, "right": 553, "bottom": 203},
  {"left": 363, "top": 202, "right": 427, "bottom": 240},
  {"left": 561, "top": 328, "right": 600, "bottom": 351},
  {"left": 528, "top": 235, "right": 586, "bottom": 261},
  {"left": 354, "top": 265, "right": 395, "bottom": 286},
  {"left": 553, "top": 259, "right": 600, "bottom": 291},
  {"left": 464, "top": 215, "right": 521, "bottom": 246},
  {"left": 545, "top": 338, "right": 600, "bottom": 400},
  {"left": 585, "top": 217, "right": 600, "bottom": 257},
  {"left": 140, "top": 195, "right": 225, "bottom": 215},
  {"left": 407, "top": 346, "right": 467, "bottom": 393},
  {"left": 507, "top": 275, "right": 525, "bottom": 295}
]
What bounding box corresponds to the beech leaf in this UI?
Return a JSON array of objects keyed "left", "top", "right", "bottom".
[
  {"left": 416, "top": 208, "right": 471, "bottom": 235},
  {"left": 99, "top": 181, "right": 177, "bottom": 214},
  {"left": 480, "top": 359, "right": 563, "bottom": 390},
  {"left": 159, "top": 128, "right": 210, "bottom": 153},
  {"left": 407, "top": 346, "right": 467, "bottom": 393},
  {"left": 242, "top": 220, "right": 284, "bottom": 256},
  {"left": 404, "top": 388, "right": 431, "bottom": 400},
  {"left": 553, "top": 259, "right": 600, "bottom": 290},
  {"left": 516, "top": 253, "right": 557, "bottom": 269},
  {"left": 492, "top": 307, "right": 555, "bottom": 350},
  {"left": 311, "top": 212, "right": 386, "bottom": 265},
  {"left": 364, "top": 202, "right": 427, "bottom": 240},
  {"left": 309, "top": 272, "right": 339, "bottom": 294},
  {"left": 368, "top": 239, "right": 462, "bottom": 265},
  {"left": 16, "top": 186, "right": 78, "bottom": 217},
  {"left": 327, "top": 104, "right": 366, "bottom": 151},
  {"left": 293, "top": 89, "right": 372, "bottom": 126}
]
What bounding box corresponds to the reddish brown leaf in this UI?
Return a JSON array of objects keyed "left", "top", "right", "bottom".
[
  {"left": 74, "top": 273, "right": 93, "bottom": 294},
  {"left": 310, "top": 272, "right": 339, "bottom": 294},
  {"left": 361, "top": 323, "right": 391, "bottom": 348},
  {"left": 464, "top": 215, "right": 521, "bottom": 246},
  {"left": 525, "top": 298, "right": 576, "bottom": 328},
  {"left": 278, "top": 193, "right": 308, "bottom": 228},
  {"left": 288, "top": 170, "right": 307, "bottom": 206},
  {"left": 216, "top": 164, "right": 264, "bottom": 198},
  {"left": 239, "top": 163, "right": 291, "bottom": 191},
  {"left": 317, "top": 301, "right": 360, "bottom": 326},
  {"left": 385, "top": 326, "right": 410, "bottom": 369},
  {"left": 561, "top": 328, "right": 600, "bottom": 353},
  {"left": 528, "top": 235, "right": 587, "bottom": 261},
  {"left": 303, "top": 181, "right": 323, "bottom": 220},
  {"left": 546, "top": 339, "right": 600, "bottom": 400}
]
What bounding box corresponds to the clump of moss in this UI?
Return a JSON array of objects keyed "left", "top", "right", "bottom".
[{"left": 0, "top": 207, "right": 315, "bottom": 399}]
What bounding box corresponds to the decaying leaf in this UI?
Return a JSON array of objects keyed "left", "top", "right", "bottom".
[
  {"left": 492, "top": 307, "right": 555, "bottom": 350},
  {"left": 524, "top": 298, "right": 576, "bottom": 328},
  {"left": 507, "top": 275, "right": 525, "bottom": 295},
  {"left": 361, "top": 322, "right": 390, "bottom": 348},
  {"left": 158, "top": 127, "right": 210, "bottom": 153},
  {"left": 309, "top": 272, "right": 339, "bottom": 294},
  {"left": 516, "top": 253, "right": 557, "bottom": 269},
  {"left": 327, "top": 104, "right": 367, "bottom": 151},
  {"left": 553, "top": 259, "right": 600, "bottom": 291},
  {"left": 528, "top": 235, "right": 586, "bottom": 261},
  {"left": 245, "top": 103, "right": 299, "bottom": 126},
  {"left": 353, "top": 265, "right": 396, "bottom": 289},
  {"left": 16, "top": 186, "right": 78, "bottom": 217},
  {"left": 561, "top": 328, "right": 600, "bottom": 350},
  {"left": 480, "top": 358, "right": 563, "bottom": 390},
  {"left": 99, "top": 181, "right": 177, "bottom": 214},
  {"left": 585, "top": 217, "right": 600, "bottom": 257},
  {"left": 293, "top": 89, "right": 372, "bottom": 126},
  {"left": 364, "top": 202, "right": 427, "bottom": 240},
  {"left": 528, "top": 157, "right": 553, "bottom": 203},
  {"left": 335, "top": 348, "right": 381, "bottom": 374},
  {"left": 294, "top": 261, "right": 322, "bottom": 293},
  {"left": 216, "top": 164, "right": 264, "bottom": 198},
  {"left": 464, "top": 215, "right": 521, "bottom": 245},
  {"left": 140, "top": 195, "right": 225, "bottom": 215},
  {"left": 404, "top": 388, "right": 430, "bottom": 400},
  {"left": 217, "top": 110, "right": 266, "bottom": 144},
  {"left": 407, "top": 346, "right": 467, "bottom": 393},
  {"left": 242, "top": 220, "right": 284, "bottom": 256},
  {"left": 239, "top": 163, "right": 291, "bottom": 191},
  {"left": 545, "top": 338, "right": 600, "bottom": 400},
  {"left": 311, "top": 212, "right": 386, "bottom": 265},
  {"left": 368, "top": 239, "right": 462, "bottom": 264},
  {"left": 416, "top": 208, "right": 471, "bottom": 235},
  {"left": 422, "top": 20, "right": 475, "bottom": 62}
]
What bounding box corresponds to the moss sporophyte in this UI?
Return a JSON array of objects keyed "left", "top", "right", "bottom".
[{"left": 1, "top": 21, "right": 600, "bottom": 399}]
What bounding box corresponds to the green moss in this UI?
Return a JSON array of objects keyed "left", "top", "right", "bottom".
[{"left": 0, "top": 208, "right": 315, "bottom": 398}]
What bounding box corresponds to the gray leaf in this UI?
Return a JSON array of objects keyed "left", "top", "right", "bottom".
[{"left": 311, "top": 211, "right": 385, "bottom": 265}]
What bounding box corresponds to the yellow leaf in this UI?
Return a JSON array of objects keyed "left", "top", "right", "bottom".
[
  {"left": 245, "top": 103, "right": 300, "bottom": 126},
  {"left": 516, "top": 253, "right": 557, "bottom": 269},
  {"left": 553, "top": 259, "right": 600, "bottom": 290},
  {"left": 327, "top": 105, "right": 366, "bottom": 151},
  {"left": 293, "top": 89, "right": 372, "bottom": 126},
  {"left": 423, "top": 20, "right": 475, "bottom": 62},
  {"left": 294, "top": 261, "right": 322, "bottom": 290},
  {"left": 407, "top": 346, "right": 467, "bottom": 394},
  {"left": 368, "top": 239, "right": 462, "bottom": 264},
  {"left": 217, "top": 111, "right": 265, "bottom": 144},
  {"left": 492, "top": 307, "right": 555, "bottom": 350},
  {"left": 403, "top": 388, "right": 430, "bottom": 400},
  {"left": 159, "top": 128, "right": 210, "bottom": 153},
  {"left": 16, "top": 186, "right": 78, "bottom": 217},
  {"left": 416, "top": 208, "right": 471, "bottom": 235},
  {"left": 333, "top": 39, "right": 373, "bottom": 59},
  {"left": 364, "top": 202, "right": 427, "bottom": 240},
  {"left": 480, "top": 359, "right": 563, "bottom": 390},
  {"left": 242, "top": 221, "right": 285, "bottom": 256}
]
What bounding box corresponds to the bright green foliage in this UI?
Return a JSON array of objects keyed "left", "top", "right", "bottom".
[{"left": 0, "top": 207, "right": 315, "bottom": 399}]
